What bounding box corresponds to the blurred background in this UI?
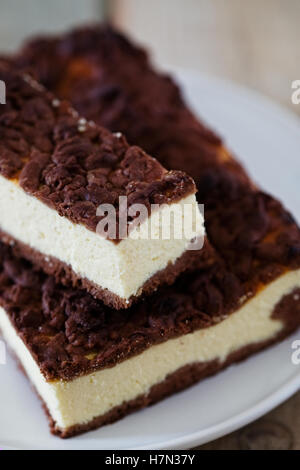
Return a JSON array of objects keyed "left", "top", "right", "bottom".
[
  {"left": 0, "top": 0, "right": 299, "bottom": 450},
  {"left": 0, "top": 0, "right": 299, "bottom": 114}
]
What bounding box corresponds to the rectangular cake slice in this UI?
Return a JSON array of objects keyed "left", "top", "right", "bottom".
[
  {"left": 0, "top": 242, "right": 299, "bottom": 438},
  {"left": 0, "top": 64, "right": 204, "bottom": 309},
  {"left": 15, "top": 25, "right": 300, "bottom": 315}
]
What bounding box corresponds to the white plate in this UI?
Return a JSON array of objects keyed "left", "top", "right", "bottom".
[{"left": 0, "top": 69, "right": 300, "bottom": 450}]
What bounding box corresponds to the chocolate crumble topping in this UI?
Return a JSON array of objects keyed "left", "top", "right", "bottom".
[{"left": 0, "top": 63, "right": 196, "bottom": 240}]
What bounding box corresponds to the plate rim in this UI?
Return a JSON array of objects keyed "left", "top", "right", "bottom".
[{"left": 135, "top": 367, "right": 300, "bottom": 450}]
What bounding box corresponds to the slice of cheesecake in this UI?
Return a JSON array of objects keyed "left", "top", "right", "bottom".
[
  {"left": 0, "top": 241, "right": 299, "bottom": 438},
  {"left": 0, "top": 64, "right": 204, "bottom": 309}
]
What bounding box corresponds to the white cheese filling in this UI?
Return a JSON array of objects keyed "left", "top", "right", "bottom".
[
  {"left": 1, "top": 269, "right": 299, "bottom": 431},
  {"left": 0, "top": 175, "right": 203, "bottom": 300}
]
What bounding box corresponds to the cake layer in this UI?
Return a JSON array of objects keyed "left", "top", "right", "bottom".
[
  {"left": 0, "top": 243, "right": 299, "bottom": 437},
  {"left": 0, "top": 63, "right": 203, "bottom": 308},
  {"left": 15, "top": 25, "right": 300, "bottom": 295}
]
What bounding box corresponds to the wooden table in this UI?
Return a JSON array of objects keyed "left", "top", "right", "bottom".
[{"left": 111, "top": 0, "right": 300, "bottom": 117}]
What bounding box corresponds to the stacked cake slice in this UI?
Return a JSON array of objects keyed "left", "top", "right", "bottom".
[
  {"left": 0, "top": 64, "right": 204, "bottom": 310},
  {"left": 0, "top": 236, "right": 299, "bottom": 437},
  {"left": 0, "top": 24, "right": 299, "bottom": 438}
]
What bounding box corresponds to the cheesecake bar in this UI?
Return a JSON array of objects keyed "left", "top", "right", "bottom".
[
  {"left": 1, "top": 241, "right": 299, "bottom": 438},
  {"left": 0, "top": 64, "right": 204, "bottom": 309},
  {"left": 15, "top": 25, "right": 300, "bottom": 311}
]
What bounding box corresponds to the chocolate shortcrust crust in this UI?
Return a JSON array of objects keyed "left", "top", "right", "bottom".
[
  {"left": 0, "top": 229, "right": 207, "bottom": 310},
  {"left": 0, "top": 63, "right": 196, "bottom": 239},
  {"left": 14, "top": 24, "right": 300, "bottom": 291}
]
